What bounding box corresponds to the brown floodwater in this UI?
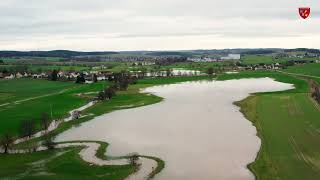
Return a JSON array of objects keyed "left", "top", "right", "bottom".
[{"left": 56, "top": 78, "right": 293, "bottom": 180}]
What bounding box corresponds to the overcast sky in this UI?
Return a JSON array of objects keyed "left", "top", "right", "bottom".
[{"left": 0, "top": 0, "right": 319, "bottom": 51}]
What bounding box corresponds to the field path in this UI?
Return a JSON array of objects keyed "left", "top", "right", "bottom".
[
  {"left": 0, "top": 87, "right": 76, "bottom": 107},
  {"left": 277, "top": 71, "right": 320, "bottom": 79}
]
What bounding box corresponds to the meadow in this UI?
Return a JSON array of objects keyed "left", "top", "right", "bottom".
[
  {"left": 0, "top": 79, "right": 107, "bottom": 136},
  {"left": 283, "top": 63, "right": 320, "bottom": 77},
  {"left": 0, "top": 79, "right": 78, "bottom": 104},
  {"left": 240, "top": 55, "right": 319, "bottom": 65},
  {"left": 219, "top": 71, "right": 320, "bottom": 180}
]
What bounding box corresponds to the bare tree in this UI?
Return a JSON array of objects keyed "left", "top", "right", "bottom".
[
  {"left": 97, "top": 91, "right": 106, "bottom": 101},
  {"left": 0, "top": 133, "right": 14, "bottom": 154},
  {"left": 127, "top": 153, "right": 140, "bottom": 166},
  {"left": 93, "top": 73, "right": 98, "bottom": 83},
  {"left": 105, "top": 87, "right": 116, "bottom": 100},
  {"left": 19, "top": 119, "right": 36, "bottom": 139},
  {"left": 207, "top": 67, "right": 214, "bottom": 75},
  {"left": 40, "top": 113, "right": 50, "bottom": 132},
  {"left": 42, "top": 135, "right": 55, "bottom": 150},
  {"left": 166, "top": 69, "right": 172, "bottom": 77},
  {"left": 71, "top": 110, "right": 80, "bottom": 120}
]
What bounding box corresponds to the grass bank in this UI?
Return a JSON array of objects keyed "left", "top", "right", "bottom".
[{"left": 220, "top": 71, "right": 320, "bottom": 180}]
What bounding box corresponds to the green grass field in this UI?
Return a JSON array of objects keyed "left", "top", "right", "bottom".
[
  {"left": 0, "top": 79, "right": 78, "bottom": 104},
  {"left": 241, "top": 55, "right": 319, "bottom": 65},
  {"left": 0, "top": 79, "right": 107, "bottom": 136},
  {"left": 241, "top": 55, "right": 274, "bottom": 65},
  {"left": 220, "top": 71, "right": 320, "bottom": 180},
  {"left": 284, "top": 63, "right": 320, "bottom": 77}
]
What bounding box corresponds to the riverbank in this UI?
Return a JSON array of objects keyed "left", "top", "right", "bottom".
[{"left": 221, "top": 71, "right": 320, "bottom": 180}]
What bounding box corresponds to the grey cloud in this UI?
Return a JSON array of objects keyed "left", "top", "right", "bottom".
[{"left": 0, "top": 0, "right": 319, "bottom": 50}]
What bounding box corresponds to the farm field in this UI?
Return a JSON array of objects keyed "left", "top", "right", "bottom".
[
  {"left": 0, "top": 79, "right": 78, "bottom": 104},
  {"left": 283, "top": 63, "right": 320, "bottom": 77},
  {"left": 0, "top": 79, "right": 107, "bottom": 136},
  {"left": 219, "top": 71, "right": 320, "bottom": 180},
  {"left": 241, "top": 55, "right": 274, "bottom": 65},
  {"left": 241, "top": 55, "right": 319, "bottom": 65}
]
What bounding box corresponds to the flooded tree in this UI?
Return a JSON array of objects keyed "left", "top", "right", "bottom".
[
  {"left": 0, "top": 133, "right": 14, "bottom": 154},
  {"left": 42, "top": 135, "right": 55, "bottom": 150},
  {"left": 93, "top": 73, "right": 98, "bottom": 83},
  {"left": 127, "top": 153, "right": 140, "bottom": 166},
  {"left": 71, "top": 110, "right": 81, "bottom": 120},
  {"left": 19, "top": 119, "right": 36, "bottom": 139},
  {"left": 207, "top": 67, "right": 214, "bottom": 75},
  {"left": 40, "top": 112, "right": 50, "bottom": 132},
  {"left": 166, "top": 69, "right": 172, "bottom": 77}
]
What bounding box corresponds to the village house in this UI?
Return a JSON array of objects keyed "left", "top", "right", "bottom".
[
  {"left": 4, "top": 74, "right": 14, "bottom": 79},
  {"left": 15, "top": 72, "right": 23, "bottom": 78}
]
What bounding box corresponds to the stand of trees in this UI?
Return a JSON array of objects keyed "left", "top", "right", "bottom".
[
  {"left": 42, "top": 135, "right": 55, "bottom": 150},
  {"left": 207, "top": 67, "right": 214, "bottom": 75},
  {"left": 98, "top": 86, "right": 117, "bottom": 101},
  {"left": 19, "top": 119, "right": 36, "bottom": 139},
  {"left": 310, "top": 80, "right": 320, "bottom": 104},
  {"left": 97, "top": 72, "right": 138, "bottom": 101},
  {"left": 40, "top": 113, "right": 50, "bottom": 133},
  {"left": 75, "top": 73, "right": 86, "bottom": 84},
  {"left": 0, "top": 133, "right": 14, "bottom": 154},
  {"left": 0, "top": 112, "right": 53, "bottom": 154}
]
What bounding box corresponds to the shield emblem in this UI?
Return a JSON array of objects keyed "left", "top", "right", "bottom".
[{"left": 299, "top": 7, "right": 310, "bottom": 19}]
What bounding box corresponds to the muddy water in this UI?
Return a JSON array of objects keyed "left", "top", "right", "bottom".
[{"left": 56, "top": 78, "right": 294, "bottom": 180}]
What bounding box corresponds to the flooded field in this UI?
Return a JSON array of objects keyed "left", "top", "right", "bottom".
[{"left": 56, "top": 78, "right": 293, "bottom": 180}]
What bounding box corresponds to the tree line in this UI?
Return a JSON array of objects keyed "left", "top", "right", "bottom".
[
  {"left": 96, "top": 72, "right": 137, "bottom": 101},
  {"left": 0, "top": 112, "right": 54, "bottom": 154}
]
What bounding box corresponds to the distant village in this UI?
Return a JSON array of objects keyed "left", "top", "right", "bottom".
[{"left": 1, "top": 52, "right": 319, "bottom": 82}]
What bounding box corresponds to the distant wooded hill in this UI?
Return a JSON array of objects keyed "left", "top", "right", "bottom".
[
  {"left": 0, "top": 50, "right": 118, "bottom": 58},
  {"left": 0, "top": 48, "right": 319, "bottom": 58}
]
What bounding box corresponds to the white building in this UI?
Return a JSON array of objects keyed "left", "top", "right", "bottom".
[{"left": 221, "top": 54, "right": 241, "bottom": 60}]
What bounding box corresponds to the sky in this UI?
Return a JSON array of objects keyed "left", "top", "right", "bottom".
[{"left": 0, "top": 0, "right": 320, "bottom": 51}]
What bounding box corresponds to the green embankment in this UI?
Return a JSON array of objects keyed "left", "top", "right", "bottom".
[{"left": 219, "top": 71, "right": 320, "bottom": 180}]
